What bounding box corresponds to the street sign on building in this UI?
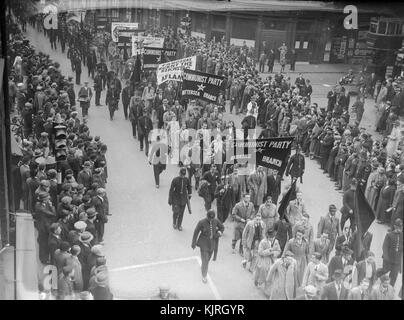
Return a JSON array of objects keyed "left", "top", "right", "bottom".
[{"left": 111, "top": 22, "right": 140, "bottom": 42}]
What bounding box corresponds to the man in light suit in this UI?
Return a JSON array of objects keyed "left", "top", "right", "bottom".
[
  {"left": 302, "top": 252, "right": 328, "bottom": 294},
  {"left": 231, "top": 193, "right": 255, "bottom": 255},
  {"left": 317, "top": 204, "right": 341, "bottom": 253},
  {"left": 321, "top": 269, "right": 349, "bottom": 300},
  {"left": 348, "top": 278, "right": 370, "bottom": 300}
]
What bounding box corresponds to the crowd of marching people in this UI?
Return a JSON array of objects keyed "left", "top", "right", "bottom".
[
  {"left": 7, "top": 13, "right": 113, "bottom": 300},
  {"left": 6, "top": 6, "right": 403, "bottom": 300},
  {"left": 109, "top": 26, "right": 403, "bottom": 299}
]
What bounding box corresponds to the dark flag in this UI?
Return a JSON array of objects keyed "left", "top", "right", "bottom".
[
  {"left": 132, "top": 54, "right": 141, "bottom": 84},
  {"left": 277, "top": 180, "right": 297, "bottom": 223},
  {"left": 181, "top": 69, "right": 225, "bottom": 103},
  {"left": 353, "top": 186, "right": 375, "bottom": 261}
]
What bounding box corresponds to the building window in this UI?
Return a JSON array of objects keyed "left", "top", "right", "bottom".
[
  {"left": 232, "top": 18, "right": 256, "bottom": 39},
  {"left": 387, "top": 22, "right": 397, "bottom": 35},
  {"left": 263, "top": 20, "right": 287, "bottom": 30},
  {"left": 194, "top": 13, "right": 207, "bottom": 34},
  {"left": 378, "top": 21, "right": 387, "bottom": 35},
  {"left": 111, "top": 9, "right": 119, "bottom": 18},
  {"left": 212, "top": 15, "right": 226, "bottom": 30}
]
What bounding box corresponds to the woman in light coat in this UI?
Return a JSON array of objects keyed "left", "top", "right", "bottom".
[
  {"left": 254, "top": 229, "right": 281, "bottom": 287},
  {"left": 386, "top": 121, "right": 401, "bottom": 157},
  {"left": 376, "top": 82, "right": 387, "bottom": 107},
  {"left": 282, "top": 228, "right": 310, "bottom": 288},
  {"left": 264, "top": 251, "right": 297, "bottom": 300}
]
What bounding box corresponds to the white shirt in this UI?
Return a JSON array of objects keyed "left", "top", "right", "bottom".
[
  {"left": 335, "top": 282, "right": 342, "bottom": 299},
  {"left": 365, "top": 262, "right": 372, "bottom": 279}
]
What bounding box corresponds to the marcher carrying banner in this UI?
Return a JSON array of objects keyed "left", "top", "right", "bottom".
[
  {"left": 156, "top": 56, "right": 196, "bottom": 85},
  {"left": 181, "top": 69, "right": 225, "bottom": 103},
  {"left": 353, "top": 186, "right": 376, "bottom": 261}
]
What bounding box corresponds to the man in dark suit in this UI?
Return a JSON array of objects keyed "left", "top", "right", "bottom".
[
  {"left": 285, "top": 146, "right": 305, "bottom": 183},
  {"left": 382, "top": 218, "right": 403, "bottom": 286},
  {"left": 267, "top": 170, "right": 281, "bottom": 205},
  {"left": 335, "top": 225, "right": 353, "bottom": 256},
  {"left": 295, "top": 73, "right": 306, "bottom": 92},
  {"left": 192, "top": 209, "right": 224, "bottom": 283},
  {"left": 328, "top": 246, "right": 355, "bottom": 283},
  {"left": 121, "top": 82, "right": 133, "bottom": 120},
  {"left": 48, "top": 223, "right": 63, "bottom": 265},
  {"left": 93, "top": 71, "right": 103, "bottom": 106},
  {"left": 201, "top": 165, "right": 221, "bottom": 211},
  {"left": 353, "top": 251, "right": 377, "bottom": 289},
  {"left": 91, "top": 188, "right": 109, "bottom": 243},
  {"left": 137, "top": 108, "right": 153, "bottom": 156},
  {"left": 321, "top": 269, "right": 349, "bottom": 300},
  {"left": 77, "top": 161, "right": 93, "bottom": 190},
  {"left": 168, "top": 168, "right": 192, "bottom": 231}
]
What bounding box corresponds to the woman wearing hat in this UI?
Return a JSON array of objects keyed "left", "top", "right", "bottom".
[
  {"left": 386, "top": 120, "right": 401, "bottom": 157},
  {"left": 89, "top": 271, "right": 113, "bottom": 300}
]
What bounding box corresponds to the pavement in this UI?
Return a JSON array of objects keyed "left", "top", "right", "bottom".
[{"left": 24, "top": 24, "right": 401, "bottom": 300}]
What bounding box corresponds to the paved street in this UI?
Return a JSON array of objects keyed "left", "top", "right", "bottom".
[{"left": 24, "top": 25, "right": 400, "bottom": 300}]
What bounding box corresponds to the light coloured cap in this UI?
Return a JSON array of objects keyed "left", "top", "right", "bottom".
[
  {"left": 74, "top": 221, "right": 87, "bottom": 231},
  {"left": 304, "top": 285, "right": 317, "bottom": 296}
]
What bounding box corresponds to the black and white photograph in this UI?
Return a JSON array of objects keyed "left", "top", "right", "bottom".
[{"left": 0, "top": 0, "right": 403, "bottom": 305}]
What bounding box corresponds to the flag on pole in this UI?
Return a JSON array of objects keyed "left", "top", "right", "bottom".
[
  {"left": 277, "top": 180, "right": 297, "bottom": 223},
  {"left": 353, "top": 186, "right": 375, "bottom": 260},
  {"left": 131, "top": 54, "right": 142, "bottom": 84}
]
